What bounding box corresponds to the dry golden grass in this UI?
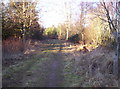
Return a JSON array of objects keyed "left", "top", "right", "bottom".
[{"left": 2, "top": 38, "right": 23, "bottom": 55}]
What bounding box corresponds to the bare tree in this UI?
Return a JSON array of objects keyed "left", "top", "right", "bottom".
[
  {"left": 64, "top": 2, "right": 69, "bottom": 40},
  {"left": 64, "top": 1, "right": 73, "bottom": 40},
  {"left": 78, "top": 2, "right": 92, "bottom": 43},
  {"left": 99, "top": 0, "right": 120, "bottom": 77},
  {"left": 114, "top": 1, "right": 120, "bottom": 77}
]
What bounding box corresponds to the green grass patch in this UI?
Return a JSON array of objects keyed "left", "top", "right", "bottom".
[
  {"left": 62, "top": 58, "right": 86, "bottom": 87},
  {"left": 2, "top": 52, "right": 53, "bottom": 87}
]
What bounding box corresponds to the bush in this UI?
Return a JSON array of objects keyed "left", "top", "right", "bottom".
[
  {"left": 101, "top": 33, "right": 116, "bottom": 49},
  {"left": 31, "top": 29, "right": 44, "bottom": 40},
  {"left": 68, "top": 34, "right": 81, "bottom": 43},
  {"left": 2, "top": 37, "right": 23, "bottom": 58},
  {"left": 44, "top": 27, "right": 59, "bottom": 39}
]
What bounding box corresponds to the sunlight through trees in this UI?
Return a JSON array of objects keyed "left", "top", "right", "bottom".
[{"left": 2, "top": 0, "right": 120, "bottom": 87}]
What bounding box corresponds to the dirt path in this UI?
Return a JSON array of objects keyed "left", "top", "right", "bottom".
[
  {"left": 3, "top": 39, "right": 118, "bottom": 87},
  {"left": 44, "top": 41, "right": 64, "bottom": 87},
  {"left": 2, "top": 39, "right": 66, "bottom": 87},
  {"left": 46, "top": 53, "right": 64, "bottom": 87}
]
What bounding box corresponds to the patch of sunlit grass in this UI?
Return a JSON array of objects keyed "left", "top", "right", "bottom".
[
  {"left": 24, "top": 49, "right": 36, "bottom": 54},
  {"left": 75, "top": 44, "right": 99, "bottom": 52},
  {"left": 61, "top": 50, "right": 74, "bottom": 53},
  {"left": 41, "top": 49, "right": 59, "bottom": 53}
]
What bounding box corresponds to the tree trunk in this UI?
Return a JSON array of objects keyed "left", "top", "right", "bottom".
[
  {"left": 113, "top": 1, "right": 120, "bottom": 78},
  {"left": 66, "top": 27, "right": 69, "bottom": 41},
  {"left": 59, "top": 28, "right": 62, "bottom": 40},
  {"left": 21, "top": 24, "right": 26, "bottom": 52}
]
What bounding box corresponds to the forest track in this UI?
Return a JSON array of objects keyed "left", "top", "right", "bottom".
[
  {"left": 2, "top": 39, "right": 67, "bottom": 87},
  {"left": 2, "top": 39, "right": 117, "bottom": 87}
]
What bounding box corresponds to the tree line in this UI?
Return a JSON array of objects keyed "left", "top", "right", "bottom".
[
  {"left": 2, "top": 1, "right": 119, "bottom": 46},
  {"left": 2, "top": 1, "right": 44, "bottom": 40}
]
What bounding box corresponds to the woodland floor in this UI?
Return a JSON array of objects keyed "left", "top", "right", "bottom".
[{"left": 2, "top": 39, "right": 118, "bottom": 87}]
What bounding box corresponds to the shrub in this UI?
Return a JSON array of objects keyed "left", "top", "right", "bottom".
[
  {"left": 44, "top": 27, "right": 59, "bottom": 39},
  {"left": 2, "top": 37, "right": 23, "bottom": 58},
  {"left": 31, "top": 29, "right": 44, "bottom": 40},
  {"left": 68, "top": 34, "right": 81, "bottom": 43}
]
